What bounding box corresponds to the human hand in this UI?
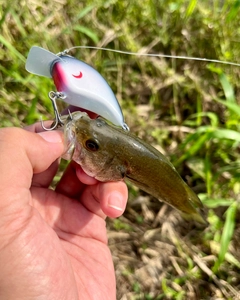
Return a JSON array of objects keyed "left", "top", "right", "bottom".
[{"left": 0, "top": 123, "right": 128, "bottom": 300}]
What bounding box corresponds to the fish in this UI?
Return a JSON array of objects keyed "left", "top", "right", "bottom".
[
  {"left": 62, "top": 112, "right": 206, "bottom": 224},
  {"left": 25, "top": 46, "right": 127, "bottom": 129}
]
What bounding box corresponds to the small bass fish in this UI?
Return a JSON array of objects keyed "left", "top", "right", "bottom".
[{"left": 63, "top": 112, "right": 206, "bottom": 224}]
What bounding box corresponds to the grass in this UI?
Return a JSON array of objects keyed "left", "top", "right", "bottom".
[{"left": 1, "top": 0, "right": 240, "bottom": 299}]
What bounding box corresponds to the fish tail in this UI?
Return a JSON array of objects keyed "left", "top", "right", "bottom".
[
  {"left": 185, "top": 184, "right": 203, "bottom": 209},
  {"left": 181, "top": 211, "right": 208, "bottom": 225},
  {"left": 184, "top": 184, "right": 207, "bottom": 224}
]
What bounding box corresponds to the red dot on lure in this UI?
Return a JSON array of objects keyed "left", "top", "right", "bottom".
[{"left": 72, "top": 71, "right": 83, "bottom": 79}]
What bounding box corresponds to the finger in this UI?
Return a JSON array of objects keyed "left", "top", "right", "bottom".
[
  {"left": 0, "top": 128, "right": 64, "bottom": 210},
  {"left": 80, "top": 180, "right": 128, "bottom": 219},
  {"left": 56, "top": 161, "right": 98, "bottom": 198},
  {"left": 24, "top": 122, "right": 62, "bottom": 187},
  {"left": 24, "top": 120, "right": 53, "bottom": 133},
  {"left": 75, "top": 164, "right": 98, "bottom": 185},
  {"left": 98, "top": 181, "right": 128, "bottom": 218},
  {"left": 79, "top": 185, "right": 106, "bottom": 219},
  {"left": 32, "top": 159, "right": 60, "bottom": 188},
  {"left": 55, "top": 161, "right": 84, "bottom": 198}
]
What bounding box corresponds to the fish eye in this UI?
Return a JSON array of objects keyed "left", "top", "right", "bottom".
[{"left": 85, "top": 139, "right": 99, "bottom": 151}]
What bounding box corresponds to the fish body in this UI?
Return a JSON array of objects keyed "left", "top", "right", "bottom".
[
  {"left": 63, "top": 112, "right": 205, "bottom": 224},
  {"left": 25, "top": 46, "right": 127, "bottom": 128}
]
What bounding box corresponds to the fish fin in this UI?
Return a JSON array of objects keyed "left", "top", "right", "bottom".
[
  {"left": 182, "top": 184, "right": 207, "bottom": 224},
  {"left": 185, "top": 184, "right": 204, "bottom": 209},
  {"left": 25, "top": 46, "right": 61, "bottom": 78},
  {"left": 181, "top": 211, "right": 208, "bottom": 225}
]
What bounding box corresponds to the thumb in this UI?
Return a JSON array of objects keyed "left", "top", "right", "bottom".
[
  {"left": 30, "top": 130, "right": 65, "bottom": 173},
  {"left": 0, "top": 127, "right": 64, "bottom": 205}
]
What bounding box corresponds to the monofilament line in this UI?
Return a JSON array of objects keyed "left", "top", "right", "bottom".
[{"left": 60, "top": 46, "right": 240, "bottom": 67}]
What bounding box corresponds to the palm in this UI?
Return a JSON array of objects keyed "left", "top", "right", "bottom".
[
  {"left": 29, "top": 185, "right": 115, "bottom": 300},
  {"left": 18, "top": 156, "right": 118, "bottom": 300}
]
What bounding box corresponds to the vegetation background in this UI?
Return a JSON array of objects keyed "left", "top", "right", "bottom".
[{"left": 0, "top": 0, "right": 240, "bottom": 299}]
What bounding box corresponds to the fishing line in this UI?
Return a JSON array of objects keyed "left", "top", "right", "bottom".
[{"left": 60, "top": 45, "right": 240, "bottom": 67}]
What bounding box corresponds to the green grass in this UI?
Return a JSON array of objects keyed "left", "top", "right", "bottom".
[{"left": 1, "top": 0, "right": 240, "bottom": 299}]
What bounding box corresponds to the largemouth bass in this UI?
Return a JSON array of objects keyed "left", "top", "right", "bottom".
[{"left": 63, "top": 112, "right": 206, "bottom": 224}]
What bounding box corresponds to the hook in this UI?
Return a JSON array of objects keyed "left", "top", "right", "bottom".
[
  {"left": 67, "top": 109, "right": 73, "bottom": 120},
  {"left": 41, "top": 91, "right": 66, "bottom": 131}
]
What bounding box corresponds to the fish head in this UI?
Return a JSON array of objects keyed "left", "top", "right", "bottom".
[
  {"left": 25, "top": 46, "right": 126, "bottom": 128},
  {"left": 63, "top": 112, "right": 126, "bottom": 181}
]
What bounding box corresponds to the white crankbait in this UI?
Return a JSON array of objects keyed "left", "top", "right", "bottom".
[{"left": 25, "top": 46, "right": 128, "bottom": 130}]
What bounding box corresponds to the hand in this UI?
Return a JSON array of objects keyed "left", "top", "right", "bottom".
[{"left": 0, "top": 123, "right": 128, "bottom": 300}]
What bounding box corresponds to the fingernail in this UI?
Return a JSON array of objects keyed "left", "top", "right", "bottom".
[
  {"left": 38, "top": 131, "right": 63, "bottom": 143},
  {"left": 108, "top": 192, "right": 123, "bottom": 211}
]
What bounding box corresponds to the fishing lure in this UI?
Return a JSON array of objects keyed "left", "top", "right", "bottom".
[
  {"left": 25, "top": 46, "right": 129, "bottom": 130},
  {"left": 26, "top": 45, "right": 240, "bottom": 131}
]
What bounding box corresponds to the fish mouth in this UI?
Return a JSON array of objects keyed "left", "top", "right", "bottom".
[
  {"left": 61, "top": 117, "right": 76, "bottom": 160},
  {"left": 61, "top": 112, "right": 85, "bottom": 160}
]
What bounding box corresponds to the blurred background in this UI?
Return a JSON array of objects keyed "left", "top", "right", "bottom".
[{"left": 1, "top": 0, "right": 240, "bottom": 299}]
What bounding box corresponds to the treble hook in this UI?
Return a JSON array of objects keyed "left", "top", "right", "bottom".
[{"left": 41, "top": 91, "right": 66, "bottom": 131}]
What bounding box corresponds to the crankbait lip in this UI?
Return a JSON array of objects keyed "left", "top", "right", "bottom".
[{"left": 25, "top": 46, "right": 62, "bottom": 78}]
